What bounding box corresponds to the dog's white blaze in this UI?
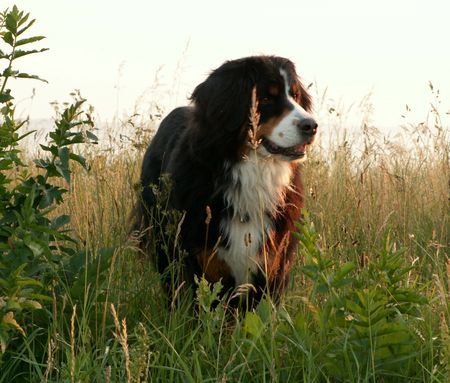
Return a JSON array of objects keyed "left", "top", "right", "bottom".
[
  {"left": 218, "top": 152, "right": 292, "bottom": 285},
  {"left": 265, "top": 69, "right": 314, "bottom": 148}
]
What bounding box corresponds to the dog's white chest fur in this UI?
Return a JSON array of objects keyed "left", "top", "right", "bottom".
[{"left": 218, "top": 152, "right": 293, "bottom": 286}]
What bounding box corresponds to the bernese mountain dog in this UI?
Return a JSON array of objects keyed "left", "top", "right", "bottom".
[{"left": 137, "top": 55, "right": 317, "bottom": 307}]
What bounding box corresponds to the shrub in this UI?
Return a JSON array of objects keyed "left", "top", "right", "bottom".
[
  {"left": 0, "top": 5, "right": 97, "bottom": 359},
  {"left": 294, "top": 212, "right": 429, "bottom": 379}
]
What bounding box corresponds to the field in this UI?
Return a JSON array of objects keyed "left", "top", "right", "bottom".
[
  {"left": 2, "top": 96, "right": 448, "bottom": 382},
  {"left": 1, "top": 6, "right": 449, "bottom": 383}
]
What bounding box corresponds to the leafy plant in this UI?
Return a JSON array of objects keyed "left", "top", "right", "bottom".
[
  {"left": 0, "top": 6, "right": 97, "bottom": 358},
  {"left": 294, "top": 211, "right": 429, "bottom": 380}
]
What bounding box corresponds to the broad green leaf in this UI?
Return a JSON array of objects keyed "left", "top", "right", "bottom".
[
  {"left": 23, "top": 237, "right": 44, "bottom": 257},
  {"left": 21, "top": 299, "right": 42, "bottom": 310},
  {"left": 369, "top": 308, "right": 395, "bottom": 326},
  {"left": 244, "top": 311, "right": 265, "bottom": 337},
  {"left": 392, "top": 289, "right": 428, "bottom": 304},
  {"left": 86, "top": 130, "right": 98, "bottom": 142},
  {"left": 293, "top": 312, "right": 309, "bottom": 335},
  {"left": 0, "top": 90, "right": 13, "bottom": 103},
  {"left": 334, "top": 262, "right": 356, "bottom": 282},
  {"left": 5, "top": 14, "right": 17, "bottom": 34},
  {"left": 15, "top": 278, "right": 43, "bottom": 288},
  {"left": 17, "top": 19, "right": 35, "bottom": 36},
  {"left": 58, "top": 146, "right": 70, "bottom": 167},
  {"left": 17, "top": 129, "right": 35, "bottom": 141},
  {"left": 12, "top": 48, "right": 49, "bottom": 60},
  {"left": 57, "top": 147, "right": 70, "bottom": 183},
  {"left": 55, "top": 163, "right": 70, "bottom": 183},
  {"left": 2, "top": 67, "right": 18, "bottom": 77},
  {"left": 69, "top": 152, "right": 87, "bottom": 168},
  {"left": 39, "top": 186, "right": 65, "bottom": 208},
  {"left": 40, "top": 144, "right": 58, "bottom": 155},
  {"left": 15, "top": 36, "right": 45, "bottom": 46},
  {"left": 345, "top": 299, "right": 366, "bottom": 317},
  {"left": 4, "top": 300, "right": 22, "bottom": 312},
  {"left": 376, "top": 329, "right": 412, "bottom": 348},
  {"left": 256, "top": 299, "right": 272, "bottom": 323},
  {"left": 16, "top": 10, "right": 30, "bottom": 29},
  {"left": 51, "top": 214, "right": 70, "bottom": 230},
  {"left": 2, "top": 31, "right": 14, "bottom": 46},
  {"left": 34, "top": 158, "right": 51, "bottom": 170},
  {"left": 0, "top": 159, "right": 13, "bottom": 170}
]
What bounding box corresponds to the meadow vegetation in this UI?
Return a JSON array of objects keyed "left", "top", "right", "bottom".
[{"left": 0, "top": 6, "right": 448, "bottom": 382}]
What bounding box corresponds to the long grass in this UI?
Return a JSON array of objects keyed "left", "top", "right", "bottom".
[{"left": 3, "top": 91, "right": 448, "bottom": 382}]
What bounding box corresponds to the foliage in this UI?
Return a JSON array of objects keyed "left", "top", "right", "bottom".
[
  {"left": 0, "top": 6, "right": 97, "bottom": 359},
  {"left": 294, "top": 212, "right": 429, "bottom": 379}
]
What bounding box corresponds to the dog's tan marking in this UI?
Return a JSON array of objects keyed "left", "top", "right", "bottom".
[{"left": 196, "top": 248, "right": 232, "bottom": 283}]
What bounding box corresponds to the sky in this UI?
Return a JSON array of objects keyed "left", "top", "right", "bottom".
[{"left": 3, "top": 0, "right": 450, "bottom": 131}]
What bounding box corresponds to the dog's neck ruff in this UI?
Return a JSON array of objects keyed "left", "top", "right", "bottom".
[{"left": 218, "top": 151, "right": 293, "bottom": 286}]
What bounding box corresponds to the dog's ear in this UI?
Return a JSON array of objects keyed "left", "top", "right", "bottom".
[
  {"left": 191, "top": 60, "right": 254, "bottom": 133},
  {"left": 279, "top": 58, "right": 313, "bottom": 113},
  {"left": 297, "top": 80, "right": 312, "bottom": 112}
]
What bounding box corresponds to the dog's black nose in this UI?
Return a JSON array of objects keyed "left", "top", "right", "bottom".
[{"left": 298, "top": 118, "right": 318, "bottom": 136}]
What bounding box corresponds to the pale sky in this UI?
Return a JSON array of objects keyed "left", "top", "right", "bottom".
[{"left": 3, "top": 0, "right": 450, "bottom": 130}]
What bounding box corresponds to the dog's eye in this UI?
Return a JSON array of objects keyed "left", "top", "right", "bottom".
[{"left": 260, "top": 97, "right": 273, "bottom": 105}]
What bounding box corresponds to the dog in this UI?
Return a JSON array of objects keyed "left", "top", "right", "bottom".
[{"left": 137, "top": 55, "right": 317, "bottom": 307}]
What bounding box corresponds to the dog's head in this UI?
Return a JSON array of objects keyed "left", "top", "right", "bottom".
[{"left": 191, "top": 56, "right": 317, "bottom": 161}]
